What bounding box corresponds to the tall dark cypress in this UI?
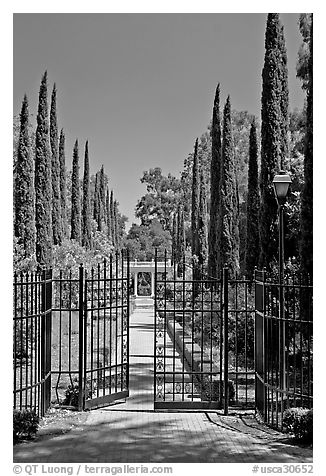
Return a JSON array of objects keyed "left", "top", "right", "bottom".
[
  {"left": 93, "top": 172, "right": 100, "bottom": 226},
  {"left": 245, "top": 120, "right": 260, "bottom": 278},
  {"left": 191, "top": 138, "right": 200, "bottom": 259},
  {"left": 71, "top": 140, "right": 81, "bottom": 242},
  {"left": 300, "top": 16, "right": 313, "bottom": 277},
  {"left": 198, "top": 168, "right": 208, "bottom": 270},
  {"left": 106, "top": 187, "right": 112, "bottom": 242},
  {"left": 14, "top": 94, "right": 35, "bottom": 257},
  {"left": 35, "top": 71, "right": 52, "bottom": 265},
  {"left": 220, "top": 95, "right": 239, "bottom": 276},
  {"left": 82, "top": 140, "right": 92, "bottom": 249},
  {"left": 50, "top": 83, "right": 62, "bottom": 245},
  {"left": 208, "top": 84, "right": 222, "bottom": 278},
  {"left": 99, "top": 165, "right": 106, "bottom": 230},
  {"left": 279, "top": 23, "right": 289, "bottom": 165},
  {"left": 259, "top": 14, "right": 289, "bottom": 268},
  {"left": 113, "top": 200, "right": 119, "bottom": 249},
  {"left": 110, "top": 190, "right": 115, "bottom": 247},
  {"left": 59, "top": 128, "right": 67, "bottom": 238}
]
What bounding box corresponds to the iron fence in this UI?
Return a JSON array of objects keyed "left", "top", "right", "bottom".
[
  {"left": 255, "top": 269, "right": 313, "bottom": 429},
  {"left": 13, "top": 269, "right": 52, "bottom": 417}
]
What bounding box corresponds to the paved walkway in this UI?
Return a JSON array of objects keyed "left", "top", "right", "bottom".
[{"left": 14, "top": 302, "right": 313, "bottom": 463}]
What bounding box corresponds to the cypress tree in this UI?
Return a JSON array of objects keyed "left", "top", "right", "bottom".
[
  {"left": 300, "top": 17, "right": 313, "bottom": 277},
  {"left": 35, "top": 71, "right": 52, "bottom": 266},
  {"left": 110, "top": 190, "right": 115, "bottom": 247},
  {"left": 99, "top": 165, "right": 106, "bottom": 230},
  {"left": 50, "top": 83, "right": 62, "bottom": 245},
  {"left": 93, "top": 172, "right": 100, "bottom": 226},
  {"left": 220, "top": 95, "right": 239, "bottom": 276},
  {"left": 59, "top": 128, "right": 67, "bottom": 238},
  {"left": 82, "top": 140, "right": 92, "bottom": 249},
  {"left": 71, "top": 140, "right": 81, "bottom": 242},
  {"left": 14, "top": 94, "right": 35, "bottom": 257},
  {"left": 191, "top": 138, "right": 200, "bottom": 259},
  {"left": 259, "top": 14, "right": 289, "bottom": 268},
  {"left": 208, "top": 84, "right": 222, "bottom": 278},
  {"left": 114, "top": 200, "right": 119, "bottom": 249},
  {"left": 279, "top": 23, "right": 289, "bottom": 165},
  {"left": 245, "top": 120, "right": 260, "bottom": 278},
  {"left": 198, "top": 168, "right": 208, "bottom": 271},
  {"left": 106, "top": 187, "right": 112, "bottom": 242}
]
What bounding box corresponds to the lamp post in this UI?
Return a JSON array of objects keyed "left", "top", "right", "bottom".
[{"left": 272, "top": 170, "right": 291, "bottom": 415}]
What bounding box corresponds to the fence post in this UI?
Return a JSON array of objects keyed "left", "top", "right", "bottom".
[
  {"left": 223, "top": 267, "right": 229, "bottom": 416},
  {"left": 255, "top": 268, "right": 266, "bottom": 421},
  {"left": 41, "top": 268, "right": 52, "bottom": 416},
  {"left": 78, "top": 264, "right": 84, "bottom": 411},
  {"left": 40, "top": 268, "right": 46, "bottom": 416}
]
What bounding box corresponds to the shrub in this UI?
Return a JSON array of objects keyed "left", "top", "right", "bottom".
[
  {"left": 13, "top": 409, "right": 39, "bottom": 442},
  {"left": 283, "top": 407, "right": 313, "bottom": 443},
  {"left": 62, "top": 378, "right": 94, "bottom": 407}
]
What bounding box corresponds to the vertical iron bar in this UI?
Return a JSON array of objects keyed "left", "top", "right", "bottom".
[
  {"left": 173, "top": 252, "right": 176, "bottom": 401},
  {"left": 120, "top": 252, "right": 124, "bottom": 392},
  {"left": 46, "top": 269, "right": 52, "bottom": 412},
  {"left": 68, "top": 270, "right": 73, "bottom": 390},
  {"left": 109, "top": 256, "right": 113, "bottom": 394},
  {"left": 164, "top": 249, "right": 167, "bottom": 401},
  {"left": 20, "top": 271, "right": 23, "bottom": 410},
  {"left": 244, "top": 277, "right": 248, "bottom": 405},
  {"left": 235, "top": 277, "right": 238, "bottom": 403},
  {"left": 200, "top": 266, "right": 204, "bottom": 400},
  {"left": 90, "top": 267, "right": 94, "bottom": 397},
  {"left": 40, "top": 269, "right": 45, "bottom": 416},
  {"left": 103, "top": 259, "right": 107, "bottom": 397},
  {"left": 13, "top": 273, "right": 17, "bottom": 410},
  {"left": 191, "top": 262, "right": 195, "bottom": 401},
  {"left": 26, "top": 272, "right": 29, "bottom": 408},
  {"left": 29, "top": 273, "right": 34, "bottom": 408},
  {"left": 182, "top": 255, "right": 187, "bottom": 401},
  {"left": 115, "top": 253, "right": 118, "bottom": 393},
  {"left": 84, "top": 272, "right": 88, "bottom": 407},
  {"left": 97, "top": 263, "right": 100, "bottom": 399},
  {"left": 78, "top": 264, "right": 84, "bottom": 411},
  {"left": 154, "top": 248, "right": 157, "bottom": 403},
  {"left": 219, "top": 271, "right": 223, "bottom": 409},
  {"left": 126, "top": 250, "right": 130, "bottom": 392},
  {"left": 223, "top": 267, "right": 229, "bottom": 416},
  {"left": 37, "top": 273, "right": 41, "bottom": 415},
  {"left": 210, "top": 278, "right": 213, "bottom": 401}
]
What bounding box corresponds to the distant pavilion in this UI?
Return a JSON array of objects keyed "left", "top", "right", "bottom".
[{"left": 129, "top": 260, "right": 172, "bottom": 297}]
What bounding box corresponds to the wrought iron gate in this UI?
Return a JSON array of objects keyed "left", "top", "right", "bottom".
[
  {"left": 83, "top": 255, "right": 130, "bottom": 410},
  {"left": 14, "top": 252, "right": 130, "bottom": 414},
  {"left": 254, "top": 269, "right": 313, "bottom": 429},
  {"left": 154, "top": 252, "right": 255, "bottom": 411}
]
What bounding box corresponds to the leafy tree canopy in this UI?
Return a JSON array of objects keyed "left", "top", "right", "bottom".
[
  {"left": 135, "top": 167, "right": 182, "bottom": 229},
  {"left": 124, "top": 219, "right": 171, "bottom": 260}
]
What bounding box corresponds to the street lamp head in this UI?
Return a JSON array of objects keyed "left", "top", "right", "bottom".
[{"left": 273, "top": 170, "right": 292, "bottom": 205}]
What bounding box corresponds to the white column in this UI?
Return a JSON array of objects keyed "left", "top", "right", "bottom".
[
  {"left": 134, "top": 272, "right": 138, "bottom": 297},
  {"left": 151, "top": 271, "right": 155, "bottom": 297}
]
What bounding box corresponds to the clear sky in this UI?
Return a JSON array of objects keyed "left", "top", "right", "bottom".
[{"left": 13, "top": 13, "right": 305, "bottom": 228}]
